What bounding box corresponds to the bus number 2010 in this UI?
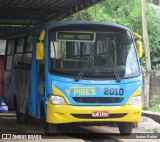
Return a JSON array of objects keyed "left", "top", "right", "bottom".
[{"left": 104, "top": 88, "right": 124, "bottom": 96}]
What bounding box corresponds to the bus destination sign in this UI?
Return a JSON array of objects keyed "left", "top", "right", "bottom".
[{"left": 56, "top": 32, "right": 95, "bottom": 42}]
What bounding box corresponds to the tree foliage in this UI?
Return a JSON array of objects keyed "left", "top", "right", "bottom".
[{"left": 67, "top": 0, "right": 160, "bottom": 70}]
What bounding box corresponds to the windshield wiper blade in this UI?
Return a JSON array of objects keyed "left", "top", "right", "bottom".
[
  {"left": 75, "top": 55, "right": 93, "bottom": 82},
  {"left": 105, "top": 53, "right": 121, "bottom": 82}
]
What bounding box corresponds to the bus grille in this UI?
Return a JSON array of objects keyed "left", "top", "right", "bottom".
[
  {"left": 71, "top": 113, "right": 127, "bottom": 119},
  {"left": 72, "top": 97, "right": 123, "bottom": 103}
]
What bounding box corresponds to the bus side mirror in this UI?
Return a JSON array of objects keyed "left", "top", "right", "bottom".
[
  {"left": 132, "top": 32, "right": 143, "bottom": 59},
  {"left": 36, "top": 29, "right": 46, "bottom": 60},
  {"left": 36, "top": 42, "right": 44, "bottom": 60},
  {"left": 135, "top": 40, "right": 143, "bottom": 59}
]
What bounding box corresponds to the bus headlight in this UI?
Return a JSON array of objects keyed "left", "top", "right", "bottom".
[
  {"left": 129, "top": 96, "right": 142, "bottom": 105},
  {"left": 48, "top": 95, "right": 67, "bottom": 105}
]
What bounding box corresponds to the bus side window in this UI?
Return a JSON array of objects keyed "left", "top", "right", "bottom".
[
  {"left": 5, "top": 40, "right": 15, "bottom": 71},
  {"left": 13, "top": 38, "right": 24, "bottom": 69},
  {"left": 22, "top": 35, "right": 33, "bottom": 69}
]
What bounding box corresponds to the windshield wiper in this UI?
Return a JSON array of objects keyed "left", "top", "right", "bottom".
[
  {"left": 75, "top": 55, "right": 93, "bottom": 82},
  {"left": 105, "top": 53, "right": 121, "bottom": 82}
]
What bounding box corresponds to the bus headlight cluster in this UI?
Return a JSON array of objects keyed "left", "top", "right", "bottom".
[
  {"left": 129, "top": 96, "right": 142, "bottom": 105},
  {"left": 48, "top": 95, "right": 67, "bottom": 105}
]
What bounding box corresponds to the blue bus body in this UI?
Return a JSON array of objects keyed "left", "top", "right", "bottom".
[{"left": 4, "top": 21, "right": 142, "bottom": 134}]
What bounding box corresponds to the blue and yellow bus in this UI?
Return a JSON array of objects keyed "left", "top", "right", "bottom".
[{"left": 4, "top": 21, "right": 143, "bottom": 134}]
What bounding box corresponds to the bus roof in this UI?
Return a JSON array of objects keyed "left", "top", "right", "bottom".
[
  {"left": 8, "top": 20, "right": 131, "bottom": 38},
  {"left": 46, "top": 20, "right": 130, "bottom": 32}
]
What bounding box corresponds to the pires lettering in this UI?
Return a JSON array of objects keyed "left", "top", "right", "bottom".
[{"left": 66, "top": 87, "right": 96, "bottom": 96}]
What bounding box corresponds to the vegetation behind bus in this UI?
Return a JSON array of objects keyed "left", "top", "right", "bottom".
[{"left": 67, "top": 0, "right": 160, "bottom": 70}]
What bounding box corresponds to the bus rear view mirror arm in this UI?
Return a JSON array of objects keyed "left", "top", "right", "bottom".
[{"left": 36, "top": 29, "right": 46, "bottom": 60}]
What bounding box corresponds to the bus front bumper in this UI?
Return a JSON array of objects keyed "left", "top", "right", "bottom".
[{"left": 47, "top": 102, "right": 142, "bottom": 124}]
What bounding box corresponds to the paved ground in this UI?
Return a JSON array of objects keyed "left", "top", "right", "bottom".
[
  {"left": 139, "top": 116, "right": 160, "bottom": 132},
  {"left": 0, "top": 115, "right": 159, "bottom": 142}
]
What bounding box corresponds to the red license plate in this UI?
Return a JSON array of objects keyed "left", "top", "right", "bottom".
[{"left": 92, "top": 111, "right": 109, "bottom": 117}]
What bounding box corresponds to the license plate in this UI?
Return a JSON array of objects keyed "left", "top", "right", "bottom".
[{"left": 92, "top": 111, "right": 109, "bottom": 117}]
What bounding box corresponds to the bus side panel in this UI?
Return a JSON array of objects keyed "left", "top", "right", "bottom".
[
  {"left": 12, "top": 69, "right": 31, "bottom": 115},
  {"left": 4, "top": 71, "right": 14, "bottom": 109},
  {"left": 30, "top": 36, "right": 38, "bottom": 116}
]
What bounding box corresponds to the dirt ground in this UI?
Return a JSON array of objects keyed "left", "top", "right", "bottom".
[{"left": 0, "top": 115, "right": 159, "bottom": 142}]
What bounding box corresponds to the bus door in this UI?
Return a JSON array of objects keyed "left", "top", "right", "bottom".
[
  {"left": 37, "top": 59, "right": 45, "bottom": 117},
  {"left": 36, "top": 30, "right": 46, "bottom": 118}
]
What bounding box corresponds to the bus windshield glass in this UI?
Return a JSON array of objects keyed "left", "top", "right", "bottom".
[{"left": 49, "top": 29, "right": 140, "bottom": 79}]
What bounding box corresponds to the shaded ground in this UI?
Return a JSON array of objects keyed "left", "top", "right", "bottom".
[{"left": 0, "top": 116, "right": 159, "bottom": 142}]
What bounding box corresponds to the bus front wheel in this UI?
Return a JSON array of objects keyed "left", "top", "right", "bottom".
[
  {"left": 40, "top": 102, "right": 57, "bottom": 135},
  {"left": 118, "top": 122, "right": 133, "bottom": 135},
  {"left": 44, "top": 122, "right": 57, "bottom": 135}
]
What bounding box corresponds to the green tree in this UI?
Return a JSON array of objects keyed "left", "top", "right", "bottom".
[{"left": 67, "top": 0, "right": 160, "bottom": 70}]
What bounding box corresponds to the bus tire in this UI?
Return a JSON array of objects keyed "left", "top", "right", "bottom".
[
  {"left": 44, "top": 122, "right": 57, "bottom": 135},
  {"left": 40, "top": 101, "right": 57, "bottom": 135},
  {"left": 118, "top": 122, "right": 133, "bottom": 135},
  {"left": 15, "top": 98, "right": 28, "bottom": 124},
  {"left": 17, "top": 112, "right": 28, "bottom": 124}
]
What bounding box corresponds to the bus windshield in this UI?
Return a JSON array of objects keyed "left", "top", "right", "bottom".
[{"left": 49, "top": 30, "right": 140, "bottom": 79}]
